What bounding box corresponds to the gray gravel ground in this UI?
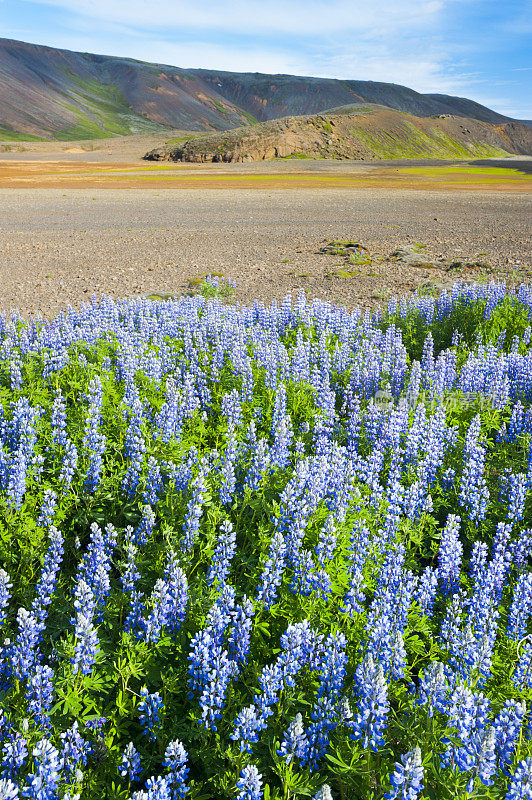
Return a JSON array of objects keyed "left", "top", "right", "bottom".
[{"left": 0, "top": 187, "right": 530, "bottom": 318}]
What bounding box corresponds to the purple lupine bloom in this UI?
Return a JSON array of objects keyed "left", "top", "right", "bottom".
[
  {"left": 220, "top": 425, "right": 238, "bottom": 506},
  {"left": 71, "top": 606, "right": 99, "bottom": 675},
  {"left": 142, "top": 580, "right": 170, "bottom": 644},
  {"left": 415, "top": 567, "right": 438, "bottom": 617},
  {"left": 50, "top": 391, "right": 68, "bottom": 448},
  {"left": 227, "top": 596, "right": 254, "bottom": 666},
  {"left": 133, "top": 505, "right": 156, "bottom": 546},
  {"left": 132, "top": 775, "right": 171, "bottom": 800},
  {"left": 143, "top": 457, "right": 163, "bottom": 505},
  {"left": 164, "top": 552, "right": 188, "bottom": 634},
  {"left": 181, "top": 460, "right": 208, "bottom": 551},
  {"left": 32, "top": 526, "right": 63, "bottom": 625},
  {"left": 12, "top": 608, "right": 42, "bottom": 681},
  {"left": 60, "top": 439, "right": 78, "bottom": 488},
  {"left": 507, "top": 472, "right": 528, "bottom": 522}
]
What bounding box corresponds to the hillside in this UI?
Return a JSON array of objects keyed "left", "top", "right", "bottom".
[
  {"left": 0, "top": 37, "right": 526, "bottom": 140},
  {"left": 144, "top": 105, "right": 532, "bottom": 162}
]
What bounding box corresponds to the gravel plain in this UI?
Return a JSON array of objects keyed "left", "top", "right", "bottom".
[{"left": 0, "top": 148, "right": 530, "bottom": 318}]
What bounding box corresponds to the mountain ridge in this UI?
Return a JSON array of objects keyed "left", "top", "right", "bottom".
[{"left": 0, "top": 36, "right": 528, "bottom": 141}]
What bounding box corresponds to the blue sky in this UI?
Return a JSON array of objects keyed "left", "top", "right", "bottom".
[{"left": 1, "top": 0, "right": 531, "bottom": 117}]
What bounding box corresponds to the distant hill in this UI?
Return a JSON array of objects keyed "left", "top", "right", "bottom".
[
  {"left": 144, "top": 105, "right": 532, "bottom": 162},
  {"left": 0, "top": 37, "right": 528, "bottom": 141}
]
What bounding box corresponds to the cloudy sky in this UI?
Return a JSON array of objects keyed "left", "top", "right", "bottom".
[{"left": 2, "top": 0, "right": 531, "bottom": 117}]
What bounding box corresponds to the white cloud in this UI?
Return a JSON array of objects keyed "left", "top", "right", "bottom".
[
  {"left": 22, "top": 0, "right": 445, "bottom": 38},
  {"left": 10, "top": 0, "right": 529, "bottom": 115}
]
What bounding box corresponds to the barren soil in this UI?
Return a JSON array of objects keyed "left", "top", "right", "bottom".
[{"left": 0, "top": 181, "right": 530, "bottom": 318}]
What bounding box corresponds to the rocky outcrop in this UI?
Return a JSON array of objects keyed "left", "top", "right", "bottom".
[{"left": 144, "top": 106, "right": 532, "bottom": 163}]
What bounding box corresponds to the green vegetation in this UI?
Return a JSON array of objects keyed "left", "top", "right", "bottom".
[
  {"left": 50, "top": 69, "right": 165, "bottom": 140},
  {"left": 277, "top": 153, "right": 316, "bottom": 160},
  {"left": 0, "top": 127, "right": 44, "bottom": 142},
  {"left": 349, "top": 121, "right": 509, "bottom": 160},
  {"left": 240, "top": 110, "right": 259, "bottom": 125},
  {"left": 4, "top": 285, "right": 532, "bottom": 797},
  {"left": 399, "top": 165, "right": 531, "bottom": 179}
]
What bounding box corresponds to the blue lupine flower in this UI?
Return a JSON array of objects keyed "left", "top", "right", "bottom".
[
  {"left": 1, "top": 734, "right": 27, "bottom": 778},
  {"left": 59, "top": 722, "right": 91, "bottom": 779},
  {"left": 231, "top": 705, "right": 267, "bottom": 753},
  {"left": 415, "top": 567, "right": 438, "bottom": 616},
  {"left": 255, "top": 530, "right": 286, "bottom": 609},
  {"left": 138, "top": 688, "right": 163, "bottom": 741},
  {"left": 24, "top": 738, "right": 61, "bottom": 800},
  {"left": 506, "top": 757, "right": 532, "bottom": 799},
  {"left": 32, "top": 526, "right": 63, "bottom": 624},
  {"left": 513, "top": 641, "right": 532, "bottom": 690},
  {"left": 508, "top": 574, "right": 532, "bottom": 641},
  {"left": 385, "top": 746, "right": 424, "bottom": 800},
  {"left": 0, "top": 778, "right": 18, "bottom": 799},
  {"left": 50, "top": 391, "right": 68, "bottom": 448},
  {"left": 119, "top": 742, "right": 142, "bottom": 782},
  {"left": 0, "top": 570, "right": 12, "bottom": 628},
  {"left": 227, "top": 596, "right": 254, "bottom": 666},
  {"left": 163, "top": 739, "right": 189, "bottom": 798},
  {"left": 207, "top": 520, "right": 237, "bottom": 587},
  {"left": 37, "top": 489, "right": 57, "bottom": 529},
  {"left": 459, "top": 416, "right": 489, "bottom": 522},
  {"left": 494, "top": 700, "right": 526, "bottom": 773},
  {"left": 12, "top": 608, "right": 42, "bottom": 681},
  {"left": 181, "top": 460, "right": 208, "bottom": 551},
  {"left": 164, "top": 553, "right": 188, "bottom": 634},
  {"left": 349, "top": 654, "right": 389, "bottom": 751},
  {"left": 416, "top": 661, "right": 447, "bottom": 717},
  {"left": 26, "top": 664, "right": 54, "bottom": 729},
  {"left": 465, "top": 726, "right": 497, "bottom": 792},
  {"left": 132, "top": 775, "right": 171, "bottom": 800},
  {"left": 133, "top": 505, "right": 156, "bottom": 546},
  {"left": 143, "top": 457, "right": 163, "bottom": 505},
  {"left": 438, "top": 514, "right": 462, "bottom": 595},
  {"left": 312, "top": 787, "right": 333, "bottom": 800},
  {"left": 277, "top": 713, "right": 308, "bottom": 764},
  {"left": 236, "top": 765, "right": 263, "bottom": 800}
]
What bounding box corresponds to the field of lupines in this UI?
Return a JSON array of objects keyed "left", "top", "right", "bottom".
[{"left": 2, "top": 280, "right": 532, "bottom": 800}]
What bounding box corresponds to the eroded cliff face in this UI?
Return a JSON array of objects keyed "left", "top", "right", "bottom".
[{"left": 144, "top": 107, "right": 532, "bottom": 163}]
